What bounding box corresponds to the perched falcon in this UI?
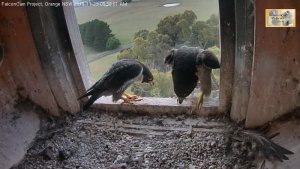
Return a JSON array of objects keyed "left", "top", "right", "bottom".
[
  {"left": 78, "top": 59, "right": 154, "bottom": 110},
  {"left": 165, "top": 46, "right": 220, "bottom": 110}
]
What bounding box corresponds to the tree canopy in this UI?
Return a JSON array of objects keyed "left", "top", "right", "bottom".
[
  {"left": 79, "top": 19, "right": 120, "bottom": 51},
  {"left": 191, "top": 14, "right": 219, "bottom": 49},
  {"left": 106, "top": 36, "right": 121, "bottom": 50},
  {"left": 156, "top": 10, "right": 197, "bottom": 46}
]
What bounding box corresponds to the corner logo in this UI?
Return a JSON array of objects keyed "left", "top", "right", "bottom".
[{"left": 266, "top": 9, "right": 296, "bottom": 27}]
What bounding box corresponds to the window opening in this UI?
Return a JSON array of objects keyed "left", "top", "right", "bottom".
[{"left": 72, "top": 0, "right": 221, "bottom": 108}]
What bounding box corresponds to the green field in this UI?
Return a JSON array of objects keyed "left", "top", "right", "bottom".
[
  {"left": 89, "top": 53, "right": 118, "bottom": 82},
  {"left": 74, "top": 0, "right": 219, "bottom": 83},
  {"left": 83, "top": 46, "right": 98, "bottom": 59},
  {"left": 75, "top": 0, "right": 219, "bottom": 45}
]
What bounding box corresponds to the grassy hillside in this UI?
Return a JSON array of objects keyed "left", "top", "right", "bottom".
[
  {"left": 75, "top": 0, "right": 219, "bottom": 45},
  {"left": 89, "top": 53, "right": 118, "bottom": 81}
]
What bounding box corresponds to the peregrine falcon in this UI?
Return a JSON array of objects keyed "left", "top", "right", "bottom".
[
  {"left": 78, "top": 59, "right": 154, "bottom": 110},
  {"left": 165, "top": 46, "right": 220, "bottom": 110}
]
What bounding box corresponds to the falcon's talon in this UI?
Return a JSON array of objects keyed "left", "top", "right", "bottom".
[
  {"left": 196, "top": 92, "right": 204, "bottom": 111},
  {"left": 121, "top": 95, "right": 143, "bottom": 104},
  {"left": 122, "top": 93, "right": 142, "bottom": 101},
  {"left": 121, "top": 97, "right": 134, "bottom": 104},
  {"left": 123, "top": 93, "right": 139, "bottom": 100}
]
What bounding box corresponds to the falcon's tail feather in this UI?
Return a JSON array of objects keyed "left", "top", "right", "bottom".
[
  {"left": 82, "top": 93, "right": 102, "bottom": 111},
  {"left": 77, "top": 91, "right": 92, "bottom": 100},
  {"left": 78, "top": 86, "right": 105, "bottom": 110},
  {"left": 78, "top": 79, "right": 104, "bottom": 100}
]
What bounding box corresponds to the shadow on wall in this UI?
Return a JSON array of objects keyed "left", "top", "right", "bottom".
[{"left": 0, "top": 100, "right": 41, "bottom": 169}]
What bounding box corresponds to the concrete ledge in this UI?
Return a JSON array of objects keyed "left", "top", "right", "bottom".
[{"left": 92, "top": 96, "right": 219, "bottom": 116}]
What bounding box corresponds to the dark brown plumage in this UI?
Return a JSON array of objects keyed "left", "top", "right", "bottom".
[
  {"left": 233, "top": 129, "right": 294, "bottom": 162},
  {"left": 165, "top": 46, "right": 220, "bottom": 107}
]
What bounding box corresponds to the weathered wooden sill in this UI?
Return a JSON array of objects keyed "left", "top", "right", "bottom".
[{"left": 91, "top": 95, "right": 219, "bottom": 116}]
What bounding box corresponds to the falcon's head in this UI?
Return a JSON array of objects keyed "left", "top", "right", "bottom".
[
  {"left": 140, "top": 62, "right": 154, "bottom": 84},
  {"left": 196, "top": 50, "right": 220, "bottom": 69}
]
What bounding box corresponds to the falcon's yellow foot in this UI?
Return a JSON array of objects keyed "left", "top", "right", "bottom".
[
  {"left": 196, "top": 92, "right": 204, "bottom": 111},
  {"left": 121, "top": 97, "right": 134, "bottom": 104},
  {"left": 123, "top": 93, "right": 141, "bottom": 100},
  {"left": 121, "top": 93, "right": 142, "bottom": 104}
]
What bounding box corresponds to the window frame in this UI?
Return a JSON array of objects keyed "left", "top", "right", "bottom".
[{"left": 62, "top": 0, "right": 236, "bottom": 115}]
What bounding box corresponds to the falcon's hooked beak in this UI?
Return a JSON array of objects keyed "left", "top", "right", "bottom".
[{"left": 177, "top": 97, "right": 184, "bottom": 104}]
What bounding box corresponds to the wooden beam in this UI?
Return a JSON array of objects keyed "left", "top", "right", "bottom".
[
  {"left": 26, "top": 0, "right": 80, "bottom": 114},
  {"left": 61, "top": 0, "right": 92, "bottom": 94},
  {"left": 218, "top": 0, "right": 236, "bottom": 113},
  {"left": 0, "top": 4, "right": 60, "bottom": 115},
  {"left": 230, "top": 0, "right": 254, "bottom": 122}
]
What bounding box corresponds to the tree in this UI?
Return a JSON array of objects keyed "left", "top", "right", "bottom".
[
  {"left": 120, "top": 30, "right": 171, "bottom": 71},
  {"left": 156, "top": 10, "right": 197, "bottom": 46},
  {"left": 191, "top": 14, "right": 219, "bottom": 49},
  {"left": 146, "top": 31, "right": 171, "bottom": 71},
  {"left": 79, "top": 19, "right": 120, "bottom": 51},
  {"left": 176, "top": 19, "right": 191, "bottom": 43},
  {"left": 81, "top": 21, "right": 95, "bottom": 47},
  {"left": 117, "top": 48, "right": 136, "bottom": 60},
  {"left": 181, "top": 10, "right": 197, "bottom": 25},
  {"left": 132, "top": 37, "right": 148, "bottom": 60},
  {"left": 134, "top": 29, "right": 149, "bottom": 40},
  {"left": 206, "top": 14, "right": 219, "bottom": 26},
  {"left": 156, "top": 14, "right": 180, "bottom": 46},
  {"left": 91, "top": 20, "right": 112, "bottom": 51},
  {"left": 150, "top": 70, "right": 174, "bottom": 97},
  {"left": 106, "top": 36, "right": 120, "bottom": 50}
]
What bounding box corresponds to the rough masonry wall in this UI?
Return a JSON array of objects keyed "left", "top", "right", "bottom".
[
  {"left": 0, "top": 6, "right": 59, "bottom": 115},
  {"left": 246, "top": 0, "right": 300, "bottom": 127}
]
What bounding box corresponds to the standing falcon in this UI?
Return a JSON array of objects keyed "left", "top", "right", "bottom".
[
  {"left": 78, "top": 59, "right": 154, "bottom": 110},
  {"left": 165, "top": 46, "right": 220, "bottom": 110}
]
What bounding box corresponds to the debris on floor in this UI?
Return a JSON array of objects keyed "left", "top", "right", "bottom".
[{"left": 12, "top": 111, "right": 294, "bottom": 169}]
